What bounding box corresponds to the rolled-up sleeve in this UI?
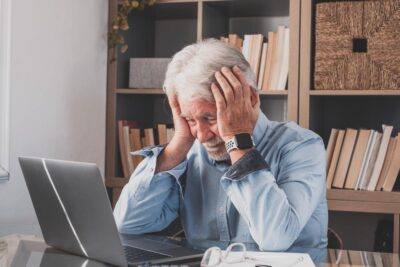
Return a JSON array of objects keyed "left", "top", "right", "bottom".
[
  {"left": 220, "top": 136, "right": 326, "bottom": 251},
  {"left": 113, "top": 146, "right": 187, "bottom": 234}
]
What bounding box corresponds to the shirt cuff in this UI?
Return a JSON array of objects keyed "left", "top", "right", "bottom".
[
  {"left": 131, "top": 144, "right": 166, "bottom": 157},
  {"left": 223, "top": 149, "right": 269, "bottom": 180},
  {"left": 131, "top": 144, "right": 187, "bottom": 180}
]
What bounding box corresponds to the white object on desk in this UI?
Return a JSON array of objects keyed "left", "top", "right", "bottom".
[{"left": 204, "top": 245, "right": 315, "bottom": 267}]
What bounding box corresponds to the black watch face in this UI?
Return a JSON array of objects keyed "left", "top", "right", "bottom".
[{"left": 235, "top": 133, "right": 253, "bottom": 149}]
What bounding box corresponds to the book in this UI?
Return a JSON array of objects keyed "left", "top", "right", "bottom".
[
  {"left": 261, "top": 31, "right": 275, "bottom": 91},
  {"left": 130, "top": 128, "right": 144, "bottom": 170},
  {"left": 326, "top": 129, "right": 345, "bottom": 189},
  {"left": 143, "top": 128, "right": 155, "bottom": 147},
  {"left": 326, "top": 128, "right": 339, "bottom": 175},
  {"left": 250, "top": 34, "right": 264, "bottom": 80},
  {"left": 355, "top": 130, "right": 377, "bottom": 190},
  {"left": 257, "top": 42, "right": 268, "bottom": 89},
  {"left": 348, "top": 251, "right": 363, "bottom": 266},
  {"left": 157, "top": 124, "right": 168, "bottom": 145},
  {"left": 268, "top": 26, "right": 285, "bottom": 90},
  {"left": 123, "top": 125, "right": 135, "bottom": 175},
  {"left": 382, "top": 134, "right": 400, "bottom": 192},
  {"left": 376, "top": 137, "right": 397, "bottom": 190},
  {"left": 344, "top": 129, "right": 372, "bottom": 189},
  {"left": 367, "top": 125, "right": 393, "bottom": 191},
  {"left": 332, "top": 128, "right": 358, "bottom": 189},
  {"left": 328, "top": 249, "right": 338, "bottom": 267},
  {"left": 372, "top": 252, "right": 384, "bottom": 267},
  {"left": 360, "top": 251, "right": 375, "bottom": 266},
  {"left": 236, "top": 37, "right": 243, "bottom": 51},
  {"left": 359, "top": 132, "right": 382, "bottom": 190},
  {"left": 242, "top": 35, "right": 251, "bottom": 64},
  {"left": 276, "top": 27, "right": 290, "bottom": 90},
  {"left": 335, "top": 250, "right": 350, "bottom": 265},
  {"left": 228, "top": 34, "right": 238, "bottom": 46},
  {"left": 118, "top": 121, "right": 129, "bottom": 178},
  {"left": 118, "top": 120, "right": 138, "bottom": 178}
]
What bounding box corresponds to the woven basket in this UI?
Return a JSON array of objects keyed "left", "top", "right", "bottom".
[{"left": 314, "top": 0, "right": 400, "bottom": 90}]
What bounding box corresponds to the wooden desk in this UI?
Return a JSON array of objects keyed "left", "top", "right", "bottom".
[{"left": 1, "top": 234, "right": 400, "bottom": 266}]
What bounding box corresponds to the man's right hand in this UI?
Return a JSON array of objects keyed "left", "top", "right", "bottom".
[
  {"left": 155, "top": 95, "right": 194, "bottom": 174},
  {"left": 168, "top": 95, "right": 195, "bottom": 148}
]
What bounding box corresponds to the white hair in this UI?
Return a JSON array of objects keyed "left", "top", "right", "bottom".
[{"left": 163, "top": 39, "right": 258, "bottom": 102}]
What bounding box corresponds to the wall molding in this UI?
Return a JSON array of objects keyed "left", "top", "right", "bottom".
[{"left": 0, "top": 0, "right": 12, "bottom": 180}]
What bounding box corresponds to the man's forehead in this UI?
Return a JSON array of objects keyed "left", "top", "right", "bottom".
[{"left": 179, "top": 98, "right": 217, "bottom": 117}]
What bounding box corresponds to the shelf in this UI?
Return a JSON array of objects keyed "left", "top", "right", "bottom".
[
  {"left": 328, "top": 189, "right": 400, "bottom": 203},
  {"left": 156, "top": 0, "right": 198, "bottom": 3},
  {"left": 327, "top": 189, "right": 400, "bottom": 214},
  {"left": 259, "top": 90, "right": 288, "bottom": 96},
  {"left": 116, "top": 88, "right": 288, "bottom": 96},
  {"left": 116, "top": 88, "right": 165, "bottom": 95},
  {"left": 309, "top": 90, "right": 400, "bottom": 96},
  {"left": 118, "top": 0, "right": 198, "bottom": 4}
]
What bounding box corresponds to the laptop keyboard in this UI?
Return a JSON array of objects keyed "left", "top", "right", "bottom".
[{"left": 123, "top": 245, "right": 171, "bottom": 263}]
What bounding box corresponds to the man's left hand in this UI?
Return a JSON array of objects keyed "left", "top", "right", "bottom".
[{"left": 211, "top": 66, "right": 260, "bottom": 142}]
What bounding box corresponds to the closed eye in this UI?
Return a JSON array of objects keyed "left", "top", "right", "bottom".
[{"left": 204, "top": 117, "right": 216, "bottom": 124}]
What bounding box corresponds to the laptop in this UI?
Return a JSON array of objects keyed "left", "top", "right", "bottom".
[{"left": 19, "top": 157, "right": 203, "bottom": 267}]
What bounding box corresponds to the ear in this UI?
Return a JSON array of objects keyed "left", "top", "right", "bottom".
[{"left": 250, "top": 88, "right": 260, "bottom": 107}]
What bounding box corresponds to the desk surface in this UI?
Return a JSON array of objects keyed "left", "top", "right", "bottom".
[{"left": 1, "top": 234, "right": 399, "bottom": 267}]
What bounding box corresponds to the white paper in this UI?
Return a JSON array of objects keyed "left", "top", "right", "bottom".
[{"left": 207, "top": 250, "right": 315, "bottom": 267}]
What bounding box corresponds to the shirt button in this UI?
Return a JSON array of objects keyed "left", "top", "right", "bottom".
[{"left": 150, "top": 167, "right": 154, "bottom": 172}]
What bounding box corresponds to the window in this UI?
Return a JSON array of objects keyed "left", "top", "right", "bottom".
[{"left": 0, "top": 0, "right": 11, "bottom": 180}]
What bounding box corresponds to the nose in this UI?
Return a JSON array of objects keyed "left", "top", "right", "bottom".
[{"left": 195, "top": 122, "right": 213, "bottom": 143}]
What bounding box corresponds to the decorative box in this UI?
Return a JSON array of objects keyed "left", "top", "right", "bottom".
[{"left": 314, "top": 1, "right": 400, "bottom": 90}]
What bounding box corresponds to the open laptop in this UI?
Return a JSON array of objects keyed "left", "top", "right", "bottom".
[{"left": 19, "top": 157, "right": 203, "bottom": 267}]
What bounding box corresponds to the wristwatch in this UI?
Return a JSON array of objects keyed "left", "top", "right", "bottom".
[{"left": 225, "top": 133, "right": 255, "bottom": 153}]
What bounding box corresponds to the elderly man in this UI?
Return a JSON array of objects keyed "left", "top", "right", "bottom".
[{"left": 114, "top": 39, "right": 328, "bottom": 251}]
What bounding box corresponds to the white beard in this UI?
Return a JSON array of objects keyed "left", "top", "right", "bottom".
[{"left": 202, "top": 136, "right": 230, "bottom": 161}]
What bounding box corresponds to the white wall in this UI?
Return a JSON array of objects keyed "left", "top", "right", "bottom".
[{"left": 0, "top": 0, "right": 108, "bottom": 235}]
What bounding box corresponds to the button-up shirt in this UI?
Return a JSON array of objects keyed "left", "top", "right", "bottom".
[{"left": 114, "top": 112, "right": 328, "bottom": 251}]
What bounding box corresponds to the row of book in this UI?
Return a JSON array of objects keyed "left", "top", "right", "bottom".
[
  {"left": 328, "top": 249, "right": 394, "bottom": 267},
  {"left": 326, "top": 126, "right": 400, "bottom": 192},
  {"left": 219, "top": 26, "right": 290, "bottom": 91},
  {"left": 118, "top": 120, "right": 174, "bottom": 178}
]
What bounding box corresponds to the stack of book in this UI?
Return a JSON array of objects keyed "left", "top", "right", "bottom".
[
  {"left": 326, "top": 126, "right": 400, "bottom": 191},
  {"left": 328, "top": 249, "right": 391, "bottom": 266},
  {"left": 219, "top": 26, "right": 290, "bottom": 91},
  {"left": 118, "top": 121, "right": 175, "bottom": 178}
]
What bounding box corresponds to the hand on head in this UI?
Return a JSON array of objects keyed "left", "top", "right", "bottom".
[
  {"left": 211, "top": 66, "right": 260, "bottom": 142},
  {"left": 168, "top": 95, "right": 195, "bottom": 147}
]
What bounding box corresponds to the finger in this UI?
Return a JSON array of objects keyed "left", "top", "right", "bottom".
[
  {"left": 168, "top": 95, "right": 182, "bottom": 116},
  {"left": 211, "top": 82, "right": 226, "bottom": 111},
  {"left": 233, "top": 66, "right": 251, "bottom": 102},
  {"left": 215, "top": 71, "right": 235, "bottom": 104},
  {"left": 221, "top": 67, "right": 243, "bottom": 100}
]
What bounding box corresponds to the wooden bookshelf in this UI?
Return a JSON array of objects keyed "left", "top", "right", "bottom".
[
  {"left": 309, "top": 90, "right": 400, "bottom": 96},
  {"left": 299, "top": 0, "right": 400, "bottom": 253},
  {"left": 327, "top": 189, "right": 400, "bottom": 253}
]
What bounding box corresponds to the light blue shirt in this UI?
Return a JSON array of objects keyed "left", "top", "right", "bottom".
[{"left": 114, "top": 112, "right": 328, "bottom": 251}]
